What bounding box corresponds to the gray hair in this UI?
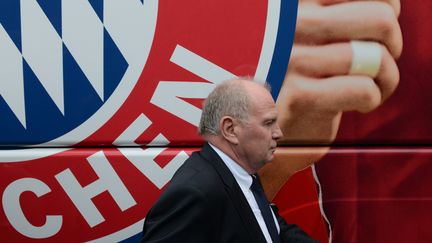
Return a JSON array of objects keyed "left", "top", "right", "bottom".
[{"left": 198, "top": 78, "right": 270, "bottom": 135}]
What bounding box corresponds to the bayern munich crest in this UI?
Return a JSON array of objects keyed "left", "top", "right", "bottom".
[
  {"left": 0, "top": 0, "right": 157, "bottom": 145},
  {"left": 0, "top": 0, "right": 297, "bottom": 242}
]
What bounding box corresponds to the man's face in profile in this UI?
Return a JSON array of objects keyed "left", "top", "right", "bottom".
[{"left": 235, "top": 85, "right": 282, "bottom": 172}]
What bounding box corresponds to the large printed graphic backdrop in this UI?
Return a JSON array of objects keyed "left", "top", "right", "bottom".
[
  {"left": 1, "top": 0, "right": 431, "bottom": 242},
  {"left": 0, "top": 0, "right": 298, "bottom": 242}
]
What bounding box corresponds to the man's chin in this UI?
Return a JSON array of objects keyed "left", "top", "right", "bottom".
[
  {"left": 266, "top": 155, "right": 274, "bottom": 163},
  {"left": 268, "top": 150, "right": 276, "bottom": 160}
]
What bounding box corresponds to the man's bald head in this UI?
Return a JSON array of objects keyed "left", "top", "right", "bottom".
[{"left": 198, "top": 79, "right": 270, "bottom": 136}]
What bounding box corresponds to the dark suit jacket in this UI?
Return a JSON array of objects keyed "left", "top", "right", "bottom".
[{"left": 142, "top": 143, "right": 318, "bottom": 243}]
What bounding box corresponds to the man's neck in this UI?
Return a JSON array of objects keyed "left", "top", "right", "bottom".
[{"left": 206, "top": 136, "right": 254, "bottom": 174}]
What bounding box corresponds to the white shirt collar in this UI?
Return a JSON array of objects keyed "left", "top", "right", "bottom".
[{"left": 208, "top": 143, "right": 253, "bottom": 193}]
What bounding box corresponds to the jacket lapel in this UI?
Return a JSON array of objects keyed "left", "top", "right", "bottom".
[{"left": 200, "top": 143, "right": 267, "bottom": 243}]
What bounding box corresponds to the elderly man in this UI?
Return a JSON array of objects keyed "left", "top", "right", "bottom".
[{"left": 142, "top": 79, "right": 317, "bottom": 243}]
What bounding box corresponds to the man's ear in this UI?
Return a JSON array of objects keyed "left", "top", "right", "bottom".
[{"left": 220, "top": 116, "right": 239, "bottom": 145}]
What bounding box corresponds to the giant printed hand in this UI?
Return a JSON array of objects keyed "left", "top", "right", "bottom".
[{"left": 260, "top": 0, "right": 402, "bottom": 199}]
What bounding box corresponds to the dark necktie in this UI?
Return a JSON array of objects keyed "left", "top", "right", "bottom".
[{"left": 250, "top": 174, "right": 280, "bottom": 243}]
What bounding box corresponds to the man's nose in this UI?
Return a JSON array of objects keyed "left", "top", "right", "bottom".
[{"left": 273, "top": 124, "right": 283, "bottom": 140}]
